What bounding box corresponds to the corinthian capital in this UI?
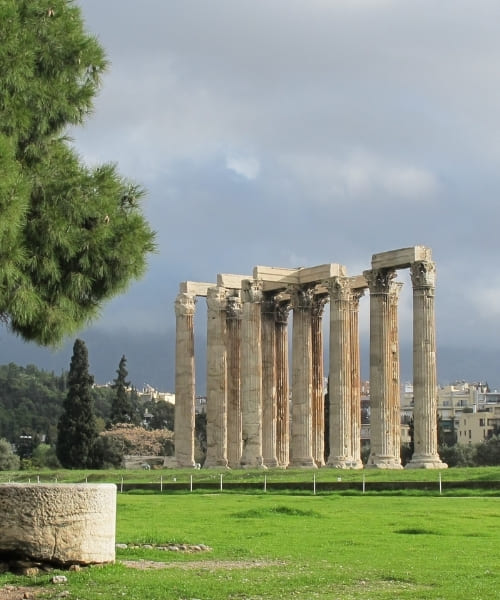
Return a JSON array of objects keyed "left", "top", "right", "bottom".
[
  {"left": 289, "top": 285, "right": 315, "bottom": 311},
  {"left": 241, "top": 279, "right": 263, "bottom": 304},
  {"left": 325, "top": 276, "right": 350, "bottom": 303},
  {"left": 349, "top": 287, "right": 365, "bottom": 310},
  {"left": 363, "top": 268, "right": 397, "bottom": 295},
  {"left": 311, "top": 294, "right": 328, "bottom": 318},
  {"left": 206, "top": 286, "right": 227, "bottom": 312},
  {"left": 175, "top": 292, "right": 196, "bottom": 317},
  {"left": 410, "top": 261, "right": 436, "bottom": 289},
  {"left": 226, "top": 294, "right": 242, "bottom": 319}
]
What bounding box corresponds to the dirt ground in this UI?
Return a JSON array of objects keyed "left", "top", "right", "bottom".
[
  {"left": 0, "top": 585, "right": 42, "bottom": 600},
  {"left": 0, "top": 560, "right": 284, "bottom": 598},
  {"left": 122, "top": 558, "right": 284, "bottom": 570}
]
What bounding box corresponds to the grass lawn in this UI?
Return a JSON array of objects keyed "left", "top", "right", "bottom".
[
  {"left": 0, "top": 490, "right": 499, "bottom": 599},
  {"left": 1, "top": 465, "right": 500, "bottom": 485}
]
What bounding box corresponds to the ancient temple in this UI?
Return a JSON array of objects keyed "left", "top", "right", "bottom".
[{"left": 174, "top": 246, "right": 446, "bottom": 470}]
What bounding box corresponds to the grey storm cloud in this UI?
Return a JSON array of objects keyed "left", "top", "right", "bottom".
[{"left": 2, "top": 0, "right": 500, "bottom": 390}]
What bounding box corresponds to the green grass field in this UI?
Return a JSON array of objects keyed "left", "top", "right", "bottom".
[
  {"left": 1, "top": 465, "right": 500, "bottom": 485},
  {"left": 0, "top": 474, "right": 499, "bottom": 599}
]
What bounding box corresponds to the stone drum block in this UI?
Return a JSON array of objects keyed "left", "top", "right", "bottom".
[{"left": 0, "top": 483, "right": 116, "bottom": 566}]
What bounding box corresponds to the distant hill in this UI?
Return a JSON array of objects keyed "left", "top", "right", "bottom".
[{"left": 0, "top": 363, "right": 113, "bottom": 447}]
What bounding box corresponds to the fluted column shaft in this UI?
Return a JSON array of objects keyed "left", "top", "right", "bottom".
[
  {"left": 311, "top": 296, "right": 327, "bottom": 467},
  {"left": 275, "top": 302, "right": 290, "bottom": 467},
  {"left": 240, "top": 280, "right": 265, "bottom": 468},
  {"left": 389, "top": 282, "right": 403, "bottom": 466},
  {"left": 174, "top": 292, "right": 196, "bottom": 468},
  {"left": 226, "top": 295, "right": 242, "bottom": 468},
  {"left": 407, "top": 261, "right": 447, "bottom": 469},
  {"left": 365, "top": 269, "right": 402, "bottom": 468},
  {"left": 262, "top": 297, "right": 278, "bottom": 467},
  {"left": 349, "top": 288, "right": 365, "bottom": 469},
  {"left": 290, "top": 287, "right": 317, "bottom": 468},
  {"left": 204, "top": 287, "right": 228, "bottom": 468},
  {"left": 327, "top": 277, "right": 352, "bottom": 468}
]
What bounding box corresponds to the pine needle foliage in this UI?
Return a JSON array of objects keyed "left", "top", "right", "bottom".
[
  {"left": 0, "top": 0, "right": 156, "bottom": 344},
  {"left": 56, "top": 338, "right": 97, "bottom": 468}
]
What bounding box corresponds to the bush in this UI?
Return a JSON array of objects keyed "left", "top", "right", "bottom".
[
  {"left": 31, "top": 444, "right": 61, "bottom": 469},
  {"left": 0, "top": 438, "right": 20, "bottom": 470},
  {"left": 475, "top": 436, "right": 500, "bottom": 466},
  {"left": 91, "top": 436, "right": 124, "bottom": 469},
  {"left": 438, "top": 444, "right": 476, "bottom": 467}
]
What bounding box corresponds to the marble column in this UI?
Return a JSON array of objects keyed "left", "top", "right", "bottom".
[
  {"left": 290, "top": 286, "right": 317, "bottom": 468},
  {"left": 240, "top": 280, "right": 266, "bottom": 468},
  {"left": 364, "top": 269, "right": 402, "bottom": 469},
  {"left": 275, "top": 300, "right": 291, "bottom": 468},
  {"left": 406, "top": 261, "right": 447, "bottom": 469},
  {"left": 226, "top": 294, "right": 242, "bottom": 468},
  {"left": 174, "top": 292, "right": 196, "bottom": 468},
  {"left": 204, "top": 287, "right": 228, "bottom": 468},
  {"left": 327, "top": 277, "right": 352, "bottom": 468},
  {"left": 261, "top": 296, "right": 278, "bottom": 467},
  {"left": 349, "top": 287, "right": 365, "bottom": 469},
  {"left": 312, "top": 295, "right": 327, "bottom": 467},
  {"left": 389, "top": 282, "right": 403, "bottom": 467}
]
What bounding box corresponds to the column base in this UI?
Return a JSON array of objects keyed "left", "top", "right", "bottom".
[
  {"left": 240, "top": 456, "right": 268, "bottom": 469},
  {"left": 263, "top": 457, "right": 279, "bottom": 468},
  {"left": 315, "top": 458, "right": 326, "bottom": 468},
  {"left": 405, "top": 455, "right": 448, "bottom": 469},
  {"left": 289, "top": 457, "right": 318, "bottom": 469},
  {"left": 366, "top": 454, "right": 403, "bottom": 469},
  {"left": 326, "top": 456, "right": 353, "bottom": 469},
  {"left": 203, "top": 458, "right": 229, "bottom": 469},
  {"left": 175, "top": 457, "right": 196, "bottom": 468},
  {"left": 349, "top": 459, "right": 364, "bottom": 470}
]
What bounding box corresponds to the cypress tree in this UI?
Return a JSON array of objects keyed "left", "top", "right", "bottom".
[
  {"left": 56, "top": 339, "right": 97, "bottom": 468},
  {"left": 110, "top": 355, "right": 133, "bottom": 424},
  {"left": 0, "top": 0, "right": 155, "bottom": 345}
]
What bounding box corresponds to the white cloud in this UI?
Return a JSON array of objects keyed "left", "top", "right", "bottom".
[
  {"left": 472, "top": 288, "right": 500, "bottom": 318},
  {"left": 225, "top": 155, "right": 260, "bottom": 180},
  {"left": 282, "top": 151, "right": 438, "bottom": 204}
]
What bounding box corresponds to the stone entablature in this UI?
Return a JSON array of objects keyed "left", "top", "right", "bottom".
[{"left": 174, "top": 247, "right": 447, "bottom": 470}]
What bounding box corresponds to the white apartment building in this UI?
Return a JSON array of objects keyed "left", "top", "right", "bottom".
[{"left": 401, "top": 380, "right": 500, "bottom": 445}]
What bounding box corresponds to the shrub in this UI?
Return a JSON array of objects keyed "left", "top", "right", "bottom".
[
  {"left": 0, "top": 438, "right": 20, "bottom": 470},
  {"left": 438, "top": 443, "right": 476, "bottom": 467}
]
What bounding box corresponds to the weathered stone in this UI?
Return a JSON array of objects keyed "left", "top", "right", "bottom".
[
  {"left": 175, "top": 247, "right": 445, "bottom": 471},
  {"left": 0, "top": 484, "right": 116, "bottom": 566}
]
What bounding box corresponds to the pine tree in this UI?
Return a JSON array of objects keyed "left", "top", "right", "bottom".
[
  {"left": 110, "top": 355, "right": 133, "bottom": 425},
  {"left": 56, "top": 339, "right": 97, "bottom": 468},
  {"left": 0, "top": 0, "right": 155, "bottom": 345}
]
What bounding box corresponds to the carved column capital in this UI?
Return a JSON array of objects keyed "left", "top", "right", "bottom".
[
  {"left": 410, "top": 261, "right": 436, "bottom": 290},
  {"left": 349, "top": 287, "right": 365, "bottom": 310},
  {"left": 242, "top": 279, "right": 263, "bottom": 304},
  {"left": 175, "top": 292, "right": 196, "bottom": 317},
  {"left": 226, "top": 294, "right": 242, "bottom": 320},
  {"left": 325, "top": 276, "right": 351, "bottom": 303},
  {"left": 312, "top": 293, "right": 328, "bottom": 318},
  {"left": 389, "top": 281, "right": 404, "bottom": 303},
  {"left": 363, "top": 268, "right": 397, "bottom": 295},
  {"left": 275, "top": 299, "right": 292, "bottom": 325},
  {"left": 206, "top": 286, "right": 227, "bottom": 312},
  {"left": 290, "top": 285, "right": 315, "bottom": 310}
]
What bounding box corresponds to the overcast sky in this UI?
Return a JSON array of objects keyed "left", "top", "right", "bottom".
[{"left": 2, "top": 0, "right": 500, "bottom": 391}]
